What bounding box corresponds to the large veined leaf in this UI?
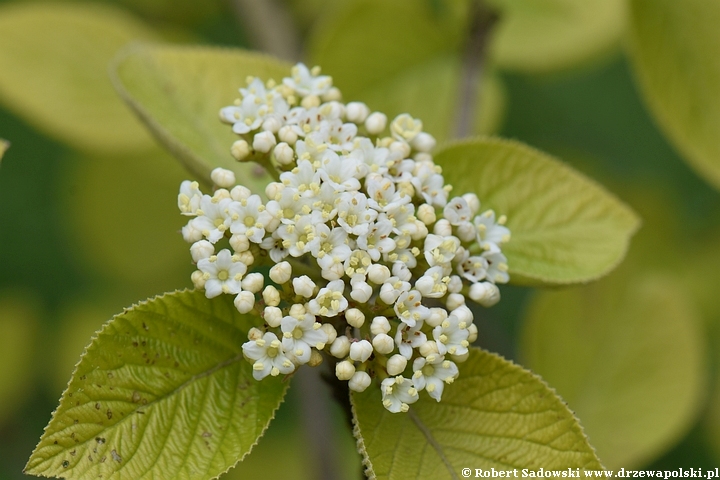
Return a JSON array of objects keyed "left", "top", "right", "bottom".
[
  {"left": 627, "top": 0, "right": 720, "bottom": 190},
  {"left": 112, "top": 44, "right": 291, "bottom": 190},
  {"left": 308, "top": 0, "right": 503, "bottom": 141},
  {"left": 487, "top": 0, "right": 626, "bottom": 73},
  {"left": 434, "top": 138, "right": 640, "bottom": 285},
  {"left": 26, "top": 290, "right": 287, "bottom": 480},
  {"left": 352, "top": 347, "right": 603, "bottom": 479},
  {"left": 0, "top": 3, "right": 156, "bottom": 153},
  {"left": 520, "top": 273, "right": 705, "bottom": 469}
]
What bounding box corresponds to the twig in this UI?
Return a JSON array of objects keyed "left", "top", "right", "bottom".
[
  {"left": 230, "top": 0, "right": 302, "bottom": 62},
  {"left": 454, "top": 1, "right": 498, "bottom": 138}
]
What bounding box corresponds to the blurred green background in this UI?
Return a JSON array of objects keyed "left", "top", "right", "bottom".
[{"left": 1, "top": 0, "right": 720, "bottom": 478}]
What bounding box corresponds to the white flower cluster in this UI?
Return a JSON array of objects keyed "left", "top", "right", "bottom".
[{"left": 177, "top": 64, "right": 511, "bottom": 413}]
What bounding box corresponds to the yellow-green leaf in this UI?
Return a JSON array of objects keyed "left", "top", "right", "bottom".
[
  {"left": 0, "top": 138, "right": 8, "bottom": 163},
  {"left": 111, "top": 44, "right": 291, "bottom": 189},
  {"left": 520, "top": 273, "right": 706, "bottom": 468},
  {"left": 487, "top": 0, "right": 626, "bottom": 73},
  {"left": 627, "top": 0, "right": 720, "bottom": 190},
  {"left": 352, "top": 347, "right": 603, "bottom": 479},
  {"left": 0, "top": 3, "right": 156, "bottom": 153},
  {"left": 26, "top": 290, "right": 287, "bottom": 480},
  {"left": 434, "top": 138, "right": 640, "bottom": 285},
  {"left": 307, "top": 0, "right": 502, "bottom": 141}
]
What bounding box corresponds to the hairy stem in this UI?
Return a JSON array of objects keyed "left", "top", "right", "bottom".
[{"left": 454, "top": 1, "right": 498, "bottom": 138}]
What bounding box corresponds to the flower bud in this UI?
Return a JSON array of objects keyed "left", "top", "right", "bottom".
[
  {"left": 335, "top": 360, "right": 356, "bottom": 380},
  {"left": 278, "top": 125, "right": 298, "bottom": 145},
  {"left": 367, "top": 264, "right": 390, "bottom": 284},
  {"left": 322, "top": 86, "right": 342, "bottom": 102},
  {"left": 469, "top": 282, "right": 500, "bottom": 307},
  {"left": 265, "top": 182, "right": 285, "bottom": 200},
  {"left": 229, "top": 234, "right": 249, "bottom": 253},
  {"left": 269, "top": 261, "right": 292, "bottom": 284},
  {"left": 241, "top": 273, "right": 264, "bottom": 293},
  {"left": 456, "top": 222, "right": 476, "bottom": 242},
  {"left": 191, "top": 270, "right": 206, "bottom": 289},
  {"left": 411, "top": 221, "right": 429, "bottom": 241},
  {"left": 417, "top": 204, "right": 436, "bottom": 225},
  {"left": 293, "top": 275, "right": 316, "bottom": 298},
  {"left": 348, "top": 371, "right": 371, "bottom": 392},
  {"left": 289, "top": 303, "right": 306, "bottom": 319},
  {"left": 247, "top": 327, "right": 263, "bottom": 341},
  {"left": 264, "top": 306, "right": 283, "bottom": 328},
  {"left": 262, "top": 285, "right": 280, "bottom": 306},
  {"left": 365, "top": 112, "right": 387, "bottom": 134},
  {"left": 231, "top": 139, "right": 251, "bottom": 161},
  {"left": 350, "top": 280, "right": 372, "bottom": 303},
  {"left": 308, "top": 349, "right": 324, "bottom": 367},
  {"left": 386, "top": 354, "right": 407, "bottom": 376},
  {"left": 447, "top": 275, "right": 463, "bottom": 294},
  {"left": 372, "top": 333, "right": 395, "bottom": 355},
  {"left": 446, "top": 292, "right": 466, "bottom": 310},
  {"left": 462, "top": 193, "right": 480, "bottom": 216},
  {"left": 451, "top": 351, "right": 470, "bottom": 363},
  {"left": 330, "top": 335, "right": 350, "bottom": 358},
  {"left": 274, "top": 142, "right": 295, "bottom": 166},
  {"left": 370, "top": 316, "right": 391, "bottom": 335},
  {"left": 190, "top": 240, "right": 214, "bottom": 262},
  {"left": 433, "top": 219, "right": 452, "bottom": 236},
  {"left": 237, "top": 250, "right": 254, "bottom": 265},
  {"left": 321, "top": 262, "right": 344, "bottom": 281},
  {"left": 426, "top": 308, "right": 448, "bottom": 328},
  {"left": 253, "top": 131, "right": 277, "bottom": 153},
  {"left": 261, "top": 116, "right": 281, "bottom": 133},
  {"left": 419, "top": 340, "right": 439, "bottom": 357},
  {"left": 345, "top": 308, "right": 365, "bottom": 328},
  {"left": 319, "top": 101, "right": 345, "bottom": 119},
  {"left": 234, "top": 291, "right": 255, "bottom": 313},
  {"left": 467, "top": 323, "right": 478, "bottom": 343},
  {"left": 301, "top": 94, "right": 321, "bottom": 109},
  {"left": 182, "top": 222, "right": 203, "bottom": 243},
  {"left": 392, "top": 262, "right": 412, "bottom": 282},
  {"left": 321, "top": 323, "right": 337, "bottom": 345},
  {"left": 452, "top": 305, "right": 474, "bottom": 324},
  {"left": 411, "top": 132, "right": 436, "bottom": 152},
  {"left": 349, "top": 340, "right": 373, "bottom": 362},
  {"left": 389, "top": 140, "right": 411, "bottom": 159},
  {"left": 345, "top": 101, "right": 370, "bottom": 123},
  {"left": 210, "top": 167, "right": 236, "bottom": 188},
  {"left": 230, "top": 185, "right": 252, "bottom": 201}
]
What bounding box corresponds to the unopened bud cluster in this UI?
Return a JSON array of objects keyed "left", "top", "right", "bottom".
[{"left": 177, "top": 64, "right": 511, "bottom": 413}]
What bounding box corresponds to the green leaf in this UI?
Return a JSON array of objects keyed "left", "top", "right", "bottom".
[
  {"left": 26, "top": 290, "right": 287, "bottom": 480},
  {"left": 352, "top": 347, "right": 603, "bottom": 479},
  {"left": 519, "top": 273, "right": 706, "bottom": 469},
  {"left": 0, "top": 3, "right": 157, "bottom": 153},
  {"left": 487, "top": 0, "right": 626, "bottom": 73},
  {"left": 307, "top": 0, "right": 503, "bottom": 141},
  {"left": 434, "top": 138, "right": 640, "bottom": 285},
  {"left": 111, "top": 44, "right": 291, "bottom": 189},
  {"left": 627, "top": 0, "right": 720, "bottom": 190},
  {"left": 0, "top": 138, "right": 8, "bottom": 163}
]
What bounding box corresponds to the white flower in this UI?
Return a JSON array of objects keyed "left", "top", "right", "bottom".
[
  {"left": 424, "top": 234, "right": 460, "bottom": 267},
  {"left": 242, "top": 332, "right": 296, "bottom": 380},
  {"left": 308, "top": 280, "right": 348, "bottom": 317},
  {"left": 229, "top": 195, "right": 272, "bottom": 243},
  {"left": 281, "top": 313, "right": 328, "bottom": 364},
  {"left": 381, "top": 376, "right": 418, "bottom": 413},
  {"left": 433, "top": 315, "right": 470, "bottom": 356},
  {"left": 178, "top": 180, "right": 202, "bottom": 215},
  {"left": 444, "top": 197, "right": 473, "bottom": 225},
  {"left": 337, "top": 191, "right": 377, "bottom": 236},
  {"left": 283, "top": 64, "right": 333, "bottom": 97},
  {"left": 197, "top": 249, "right": 247, "bottom": 298},
  {"left": 394, "top": 290, "right": 429, "bottom": 327},
  {"left": 191, "top": 195, "right": 232, "bottom": 243},
  {"left": 483, "top": 250, "right": 510, "bottom": 284},
  {"left": 412, "top": 356, "right": 458, "bottom": 401},
  {"left": 414, "top": 266, "right": 449, "bottom": 299},
  {"left": 474, "top": 209, "right": 511, "bottom": 252},
  {"left": 395, "top": 321, "right": 427, "bottom": 359},
  {"left": 390, "top": 114, "right": 423, "bottom": 142}
]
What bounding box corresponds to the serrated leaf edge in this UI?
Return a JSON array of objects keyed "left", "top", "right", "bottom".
[
  {"left": 350, "top": 346, "right": 606, "bottom": 479},
  {"left": 435, "top": 136, "right": 642, "bottom": 286},
  {"left": 25, "top": 288, "right": 289, "bottom": 479}
]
